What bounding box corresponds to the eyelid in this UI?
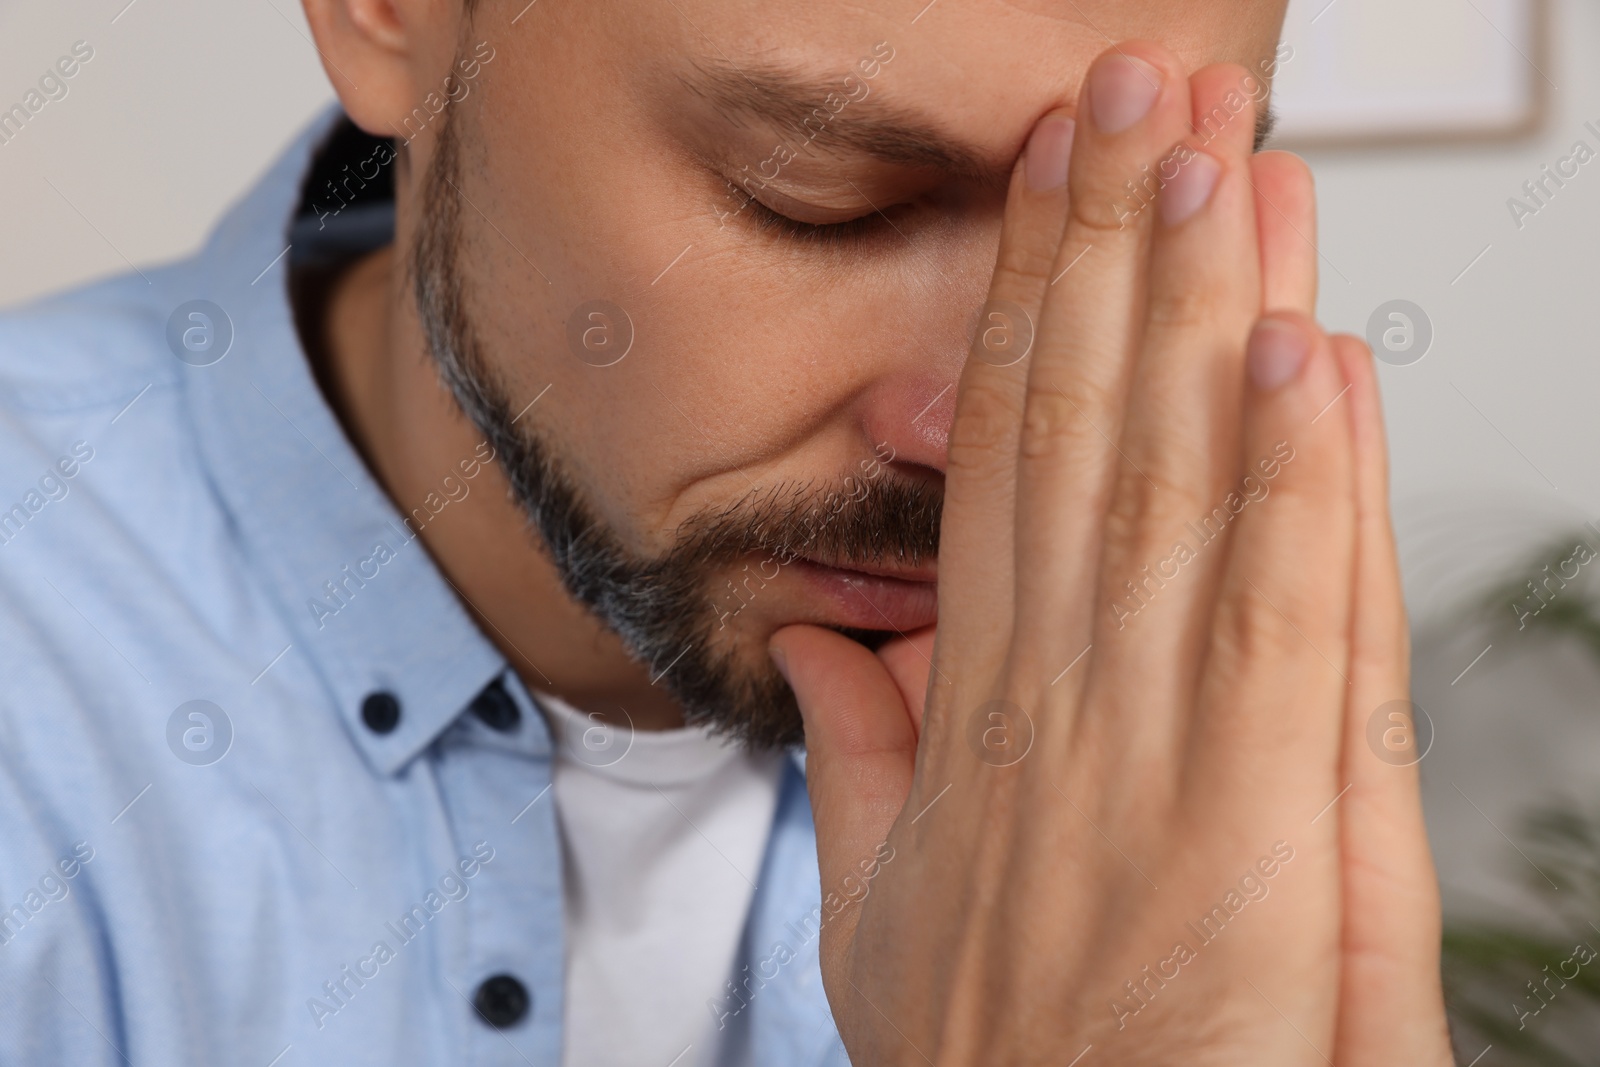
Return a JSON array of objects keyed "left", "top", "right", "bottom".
[
  {"left": 741, "top": 196, "right": 884, "bottom": 245},
  {"left": 739, "top": 181, "right": 877, "bottom": 226},
  {"left": 700, "top": 151, "right": 910, "bottom": 245}
]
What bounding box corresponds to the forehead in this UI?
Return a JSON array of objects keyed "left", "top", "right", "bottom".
[{"left": 627, "top": 0, "right": 1283, "bottom": 162}]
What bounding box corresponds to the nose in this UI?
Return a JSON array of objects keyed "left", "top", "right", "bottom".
[
  {"left": 857, "top": 373, "right": 959, "bottom": 476},
  {"left": 851, "top": 234, "right": 998, "bottom": 477}
]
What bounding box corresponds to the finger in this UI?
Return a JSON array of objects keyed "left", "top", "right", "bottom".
[
  {"left": 1008, "top": 42, "right": 1196, "bottom": 681},
  {"left": 937, "top": 110, "right": 1075, "bottom": 678},
  {"left": 1190, "top": 313, "right": 1354, "bottom": 801},
  {"left": 1085, "top": 65, "right": 1265, "bottom": 772},
  {"left": 769, "top": 624, "right": 918, "bottom": 961},
  {"left": 1328, "top": 334, "right": 1451, "bottom": 1066},
  {"left": 877, "top": 623, "right": 937, "bottom": 739},
  {"left": 1191, "top": 60, "right": 1264, "bottom": 156},
  {"left": 1251, "top": 150, "right": 1318, "bottom": 315}
]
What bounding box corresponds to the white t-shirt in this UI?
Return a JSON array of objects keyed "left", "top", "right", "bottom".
[{"left": 535, "top": 691, "right": 786, "bottom": 1067}]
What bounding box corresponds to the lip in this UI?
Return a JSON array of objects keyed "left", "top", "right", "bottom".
[{"left": 790, "top": 557, "right": 939, "bottom": 632}]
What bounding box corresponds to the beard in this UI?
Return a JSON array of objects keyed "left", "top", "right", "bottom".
[{"left": 407, "top": 115, "right": 943, "bottom": 750}]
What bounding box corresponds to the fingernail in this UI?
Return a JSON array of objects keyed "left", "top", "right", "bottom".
[
  {"left": 1248, "top": 318, "right": 1310, "bottom": 391},
  {"left": 769, "top": 644, "right": 791, "bottom": 684},
  {"left": 1025, "top": 115, "right": 1075, "bottom": 191},
  {"left": 1159, "top": 149, "right": 1220, "bottom": 226},
  {"left": 1089, "top": 54, "right": 1161, "bottom": 134}
]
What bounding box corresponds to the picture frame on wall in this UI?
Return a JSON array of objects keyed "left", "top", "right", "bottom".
[{"left": 1270, "top": 0, "right": 1548, "bottom": 146}]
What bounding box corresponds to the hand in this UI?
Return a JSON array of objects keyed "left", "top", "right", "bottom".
[{"left": 771, "top": 40, "right": 1453, "bottom": 1065}]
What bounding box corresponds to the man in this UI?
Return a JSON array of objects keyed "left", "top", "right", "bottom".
[{"left": 0, "top": 0, "right": 1454, "bottom": 1062}]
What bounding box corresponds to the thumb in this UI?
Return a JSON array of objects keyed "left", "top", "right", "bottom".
[
  {"left": 770, "top": 624, "right": 918, "bottom": 941},
  {"left": 876, "top": 623, "right": 937, "bottom": 738}
]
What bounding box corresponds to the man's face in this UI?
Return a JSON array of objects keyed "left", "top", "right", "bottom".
[{"left": 402, "top": 0, "right": 1286, "bottom": 747}]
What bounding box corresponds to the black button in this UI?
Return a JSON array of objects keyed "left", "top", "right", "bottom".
[
  {"left": 473, "top": 973, "right": 530, "bottom": 1028},
  {"left": 361, "top": 691, "right": 401, "bottom": 734},
  {"left": 471, "top": 677, "right": 521, "bottom": 733}
]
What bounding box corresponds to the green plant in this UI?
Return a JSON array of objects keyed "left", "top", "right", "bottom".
[{"left": 1441, "top": 532, "right": 1600, "bottom": 1064}]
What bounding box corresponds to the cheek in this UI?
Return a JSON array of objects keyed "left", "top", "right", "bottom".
[
  {"left": 512, "top": 259, "right": 961, "bottom": 553},
  {"left": 569, "top": 274, "right": 854, "bottom": 534}
]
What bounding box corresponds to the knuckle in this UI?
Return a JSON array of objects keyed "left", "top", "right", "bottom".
[
  {"left": 1211, "top": 582, "right": 1307, "bottom": 668},
  {"left": 1066, "top": 180, "right": 1148, "bottom": 238},
  {"left": 1258, "top": 466, "right": 1352, "bottom": 526},
  {"left": 992, "top": 238, "right": 1060, "bottom": 294},
  {"left": 946, "top": 377, "right": 1022, "bottom": 474},
  {"left": 1100, "top": 457, "right": 1209, "bottom": 559},
  {"left": 1145, "top": 284, "right": 1219, "bottom": 333},
  {"left": 1017, "top": 387, "right": 1090, "bottom": 462}
]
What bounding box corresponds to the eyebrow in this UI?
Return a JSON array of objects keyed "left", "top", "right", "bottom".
[
  {"left": 1253, "top": 106, "right": 1276, "bottom": 151},
  {"left": 677, "top": 56, "right": 1016, "bottom": 195},
  {"left": 677, "top": 56, "right": 1279, "bottom": 198}
]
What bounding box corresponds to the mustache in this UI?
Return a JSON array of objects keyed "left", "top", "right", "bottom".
[{"left": 672, "top": 470, "right": 944, "bottom": 572}]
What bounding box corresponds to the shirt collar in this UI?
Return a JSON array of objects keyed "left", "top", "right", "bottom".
[{"left": 178, "top": 104, "right": 524, "bottom": 776}]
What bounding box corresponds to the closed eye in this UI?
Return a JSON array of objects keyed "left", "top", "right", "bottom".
[{"left": 737, "top": 195, "right": 892, "bottom": 246}]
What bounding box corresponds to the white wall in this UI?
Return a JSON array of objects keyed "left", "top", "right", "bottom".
[{"left": 0, "top": 0, "right": 333, "bottom": 302}]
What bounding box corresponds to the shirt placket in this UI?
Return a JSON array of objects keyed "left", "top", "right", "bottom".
[{"left": 431, "top": 677, "right": 565, "bottom": 1066}]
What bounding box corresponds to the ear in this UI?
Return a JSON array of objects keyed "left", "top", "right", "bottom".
[{"left": 300, "top": 0, "right": 461, "bottom": 139}]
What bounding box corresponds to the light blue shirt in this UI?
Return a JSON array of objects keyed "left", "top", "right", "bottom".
[{"left": 0, "top": 105, "right": 848, "bottom": 1067}]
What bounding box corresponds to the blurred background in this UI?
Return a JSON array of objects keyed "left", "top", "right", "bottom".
[{"left": 2, "top": 0, "right": 1597, "bottom": 1060}]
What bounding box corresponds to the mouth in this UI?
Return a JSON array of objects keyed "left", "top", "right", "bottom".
[{"left": 789, "top": 554, "right": 939, "bottom": 633}]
